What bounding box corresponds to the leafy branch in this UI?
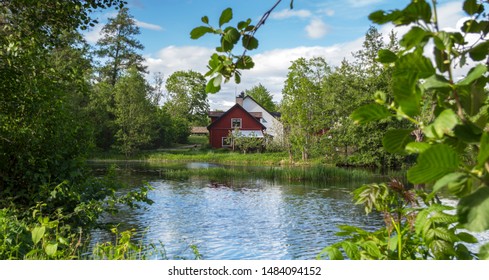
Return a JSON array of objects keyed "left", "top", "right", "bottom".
[{"left": 190, "top": 0, "right": 293, "bottom": 93}]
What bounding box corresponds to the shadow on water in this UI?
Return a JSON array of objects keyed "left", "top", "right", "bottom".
[{"left": 88, "top": 161, "right": 389, "bottom": 259}]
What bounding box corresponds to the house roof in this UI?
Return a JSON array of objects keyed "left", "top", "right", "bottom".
[
  {"left": 249, "top": 112, "right": 262, "bottom": 119},
  {"left": 243, "top": 95, "right": 281, "bottom": 120},
  {"left": 207, "top": 103, "right": 266, "bottom": 130},
  {"left": 209, "top": 110, "right": 262, "bottom": 119},
  {"left": 208, "top": 111, "right": 225, "bottom": 118},
  {"left": 191, "top": 126, "right": 208, "bottom": 134}
]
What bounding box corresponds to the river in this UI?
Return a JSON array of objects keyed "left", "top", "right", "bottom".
[{"left": 87, "top": 161, "right": 488, "bottom": 260}]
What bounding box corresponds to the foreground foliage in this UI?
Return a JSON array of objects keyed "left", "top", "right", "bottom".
[
  {"left": 320, "top": 0, "right": 489, "bottom": 259},
  {"left": 0, "top": 1, "right": 159, "bottom": 260}
]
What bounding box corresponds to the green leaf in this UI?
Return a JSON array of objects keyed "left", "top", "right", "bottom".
[
  {"left": 469, "top": 41, "right": 489, "bottom": 61},
  {"left": 361, "top": 241, "right": 382, "bottom": 259},
  {"left": 234, "top": 72, "right": 241, "bottom": 84},
  {"left": 201, "top": 16, "right": 209, "bottom": 24},
  {"left": 206, "top": 77, "right": 221, "bottom": 93},
  {"left": 400, "top": 26, "right": 429, "bottom": 50},
  {"left": 463, "top": 0, "right": 483, "bottom": 15},
  {"left": 237, "top": 19, "right": 251, "bottom": 30},
  {"left": 458, "top": 187, "right": 489, "bottom": 232},
  {"left": 382, "top": 129, "right": 413, "bottom": 154},
  {"left": 479, "top": 243, "right": 489, "bottom": 260},
  {"left": 220, "top": 38, "right": 234, "bottom": 52},
  {"left": 219, "top": 8, "right": 233, "bottom": 27},
  {"left": 317, "top": 246, "right": 344, "bottom": 260},
  {"left": 396, "top": 51, "right": 436, "bottom": 79},
  {"left": 350, "top": 103, "right": 392, "bottom": 125},
  {"left": 190, "top": 26, "right": 213, "bottom": 39},
  {"left": 424, "top": 109, "right": 459, "bottom": 139},
  {"left": 392, "top": 72, "right": 420, "bottom": 117},
  {"left": 405, "top": 0, "right": 432, "bottom": 23},
  {"left": 45, "top": 243, "right": 58, "bottom": 257},
  {"left": 456, "top": 232, "right": 478, "bottom": 244},
  {"left": 432, "top": 172, "right": 468, "bottom": 193},
  {"left": 422, "top": 74, "right": 451, "bottom": 90},
  {"left": 433, "top": 32, "right": 448, "bottom": 51},
  {"left": 242, "top": 35, "right": 259, "bottom": 50},
  {"left": 213, "top": 74, "right": 223, "bottom": 87},
  {"left": 223, "top": 27, "right": 240, "bottom": 44},
  {"left": 341, "top": 241, "right": 360, "bottom": 260},
  {"left": 477, "top": 132, "right": 489, "bottom": 167},
  {"left": 388, "top": 236, "right": 398, "bottom": 252},
  {"left": 31, "top": 226, "right": 45, "bottom": 245},
  {"left": 405, "top": 142, "right": 431, "bottom": 154},
  {"left": 235, "top": 55, "right": 254, "bottom": 70},
  {"left": 369, "top": 10, "right": 403, "bottom": 25},
  {"left": 377, "top": 49, "right": 398, "bottom": 63},
  {"left": 407, "top": 144, "right": 459, "bottom": 184},
  {"left": 454, "top": 124, "right": 482, "bottom": 143},
  {"left": 458, "top": 83, "right": 486, "bottom": 117},
  {"left": 457, "top": 64, "right": 487, "bottom": 86}
]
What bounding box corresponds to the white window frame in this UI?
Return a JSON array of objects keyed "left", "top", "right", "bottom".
[
  {"left": 222, "top": 137, "right": 232, "bottom": 147},
  {"left": 231, "top": 118, "right": 242, "bottom": 128}
]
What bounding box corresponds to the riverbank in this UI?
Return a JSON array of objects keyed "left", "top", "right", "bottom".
[{"left": 90, "top": 149, "right": 294, "bottom": 166}]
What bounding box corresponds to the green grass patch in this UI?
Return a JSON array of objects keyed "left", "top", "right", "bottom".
[
  {"left": 136, "top": 163, "right": 382, "bottom": 187},
  {"left": 145, "top": 150, "right": 291, "bottom": 165}
]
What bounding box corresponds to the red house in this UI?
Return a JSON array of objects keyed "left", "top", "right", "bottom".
[{"left": 207, "top": 103, "right": 266, "bottom": 149}]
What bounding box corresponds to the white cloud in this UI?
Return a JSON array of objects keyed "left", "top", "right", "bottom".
[
  {"left": 144, "top": 37, "right": 366, "bottom": 110},
  {"left": 346, "top": 0, "right": 384, "bottom": 8},
  {"left": 270, "top": 9, "right": 312, "bottom": 20},
  {"left": 305, "top": 18, "right": 329, "bottom": 39},
  {"left": 134, "top": 19, "right": 164, "bottom": 31},
  {"left": 436, "top": 1, "right": 465, "bottom": 30},
  {"left": 319, "top": 9, "right": 335, "bottom": 17},
  {"left": 144, "top": 45, "right": 213, "bottom": 75},
  {"left": 84, "top": 23, "right": 104, "bottom": 44}
]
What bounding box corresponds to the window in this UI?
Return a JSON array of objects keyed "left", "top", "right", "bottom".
[
  {"left": 231, "top": 118, "right": 242, "bottom": 128},
  {"left": 222, "top": 137, "right": 232, "bottom": 147}
]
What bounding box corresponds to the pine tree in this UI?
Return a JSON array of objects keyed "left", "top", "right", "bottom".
[{"left": 96, "top": 7, "right": 147, "bottom": 86}]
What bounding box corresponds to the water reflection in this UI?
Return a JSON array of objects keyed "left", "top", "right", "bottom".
[{"left": 89, "top": 162, "right": 384, "bottom": 259}]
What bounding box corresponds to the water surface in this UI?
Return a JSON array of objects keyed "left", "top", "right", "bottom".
[{"left": 88, "top": 162, "right": 388, "bottom": 259}]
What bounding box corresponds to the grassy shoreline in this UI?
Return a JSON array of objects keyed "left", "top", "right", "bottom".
[{"left": 89, "top": 149, "right": 298, "bottom": 166}]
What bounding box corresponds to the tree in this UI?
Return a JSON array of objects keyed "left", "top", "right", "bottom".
[
  {"left": 90, "top": 6, "right": 148, "bottom": 150},
  {"left": 149, "top": 72, "right": 165, "bottom": 106},
  {"left": 165, "top": 70, "right": 209, "bottom": 126},
  {"left": 281, "top": 57, "right": 331, "bottom": 161},
  {"left": 96, "top": 7, "right": 147, "bottom": 86},
  {"left": 113, "top": 68, "right": 155, "bottom": 156},
  {"left": 244, "top": 83, "right": 277, "bottom": 112},
  {"left": 322, "top": 27, "right": 410, "bottom": 168},
  {"left": 0, "top": 0, "right": 124, "bottom": 204}
]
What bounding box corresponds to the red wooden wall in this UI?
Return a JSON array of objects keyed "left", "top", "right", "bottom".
[{"left": 208, "top": 105, "right": 264, "bottom": 148}]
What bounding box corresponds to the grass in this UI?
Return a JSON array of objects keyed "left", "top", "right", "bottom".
[{"left": 90, "top": 135, "right": 293, "bottom": 166}]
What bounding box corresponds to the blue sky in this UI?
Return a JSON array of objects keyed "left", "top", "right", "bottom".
[{"left": 85, "top": 0, "right": 468, "bottom": 109}]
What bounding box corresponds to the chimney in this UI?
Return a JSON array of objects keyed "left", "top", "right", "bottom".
[{"left": 236, "top": 91, "right": 245, "bottom": 106}]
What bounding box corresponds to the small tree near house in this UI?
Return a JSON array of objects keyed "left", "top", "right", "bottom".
[{"left": 227, "top": 128, "right": 264, "bottom": 154}]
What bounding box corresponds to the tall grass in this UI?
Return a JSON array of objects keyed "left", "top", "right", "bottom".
[{"left": 151, "top": 164, "right": 382, "bottom": 186}]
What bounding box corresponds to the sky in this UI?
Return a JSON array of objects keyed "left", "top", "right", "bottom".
[{"left": 84, "top": 0, "right": 469, "bottom": 110}]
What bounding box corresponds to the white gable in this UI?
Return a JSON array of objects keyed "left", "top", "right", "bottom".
[{"left": 242, "top": 96, "right": 283, "bottom": 139}]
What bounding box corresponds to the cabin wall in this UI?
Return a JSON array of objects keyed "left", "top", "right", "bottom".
[{"left": 208, "top": 106, "right": 264, "bottom": 148}]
